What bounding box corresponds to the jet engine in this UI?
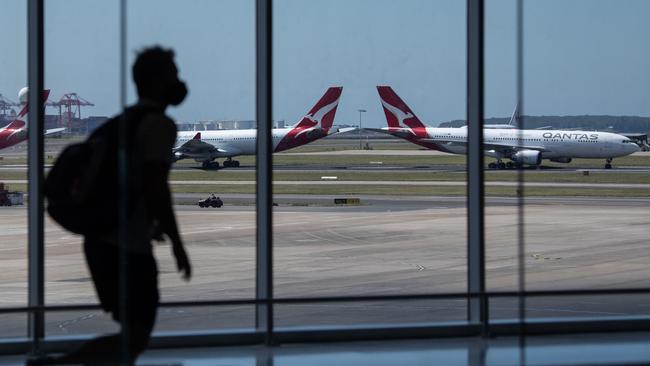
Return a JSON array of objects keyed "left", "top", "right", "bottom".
[
  {"left": 173, "top": 152, "right": 186, "bottom": 162},
  {"left": 550, "top": 157, "right": 572, "bottom": 163},
  {"left": 512, "top": 150, "right": 542, "bottom": 166}
]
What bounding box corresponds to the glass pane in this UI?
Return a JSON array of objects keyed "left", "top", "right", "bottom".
[
  {"left": 0, "top": 313, "right": 28, "bottom": 339},
  {"left": 44, "top": 0, "right": 120, "bottom": 316},
  {"left": 154, "top": 305, "right": 255, "bottom": 333},
  {"left": 127, "top": 0, "right": 256, "bottom": 331},
  {"left": 44, "top": 305, "right": 255, "bottom": 338},
  {"left": 276, "top": 299, "right": 466, "bottom": 328},
  {"left": 522, "top": 0, "right": 650, "bottom": 319},
  {"left": 484, "top": 0, "right": 519, "bottom": 293},
  {"left": 488, "top": 0, "right": 650, "bottom": 321},
  {"left": 42, "top": 0, "right": 257, "bottom": 338},
  {"left": 0, "top": 0, "right": 28, "bottom": 338},
  {"left": 273, "top": 0, "right": 467, "bottom": 326}
]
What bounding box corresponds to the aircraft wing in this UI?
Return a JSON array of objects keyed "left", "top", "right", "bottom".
[
  {"left": 174, "top": 132, "right": 242, "bottom": 158},
  {"left": 364, "top": 127, "right": 414, "bottom": 139},
  {"left": 45, "top": 128, "right": 65, "bottom": 135},
  {"left": 420, "top": 138, "right": 550, "bottom": 154},
  {"left": 174, "top": 136, "right": 216, "bottom": 154},
  {"left": 329, "top": 127, "right": 357, "bottom": 135}
]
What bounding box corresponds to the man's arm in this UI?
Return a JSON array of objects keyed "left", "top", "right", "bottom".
[
  {"left": 140, "top": 116, "right": 191, "bottom": 280},
  {"left": 143, "top": 161, "right": 191, "bottom": 280}
]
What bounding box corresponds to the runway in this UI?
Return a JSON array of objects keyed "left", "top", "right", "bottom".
[
  {"left": 3, "top": 164, "right": 650, "bottom": 174},
  {"left": 2, "top": 149, "right": 650, "bottom": 173},
  {"left": 1, "top": 196, "right": 650, "bottom": 337},
  {"left": 2, "top": 179, "right": 650, "bottom": 190}
]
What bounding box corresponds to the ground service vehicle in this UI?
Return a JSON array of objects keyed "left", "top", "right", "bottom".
[{"left": 198, "top": 195, "right": 223, "bottom": 208}]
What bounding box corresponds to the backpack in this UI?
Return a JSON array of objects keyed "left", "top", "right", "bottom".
[{"left": 45, "top": 106, "right": 154, "bottom": 235}]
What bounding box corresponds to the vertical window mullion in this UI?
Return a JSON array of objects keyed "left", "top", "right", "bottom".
[
  {"left": 27, "top": 0, "right": 45, "bottom": 353},
  {"left": 255, "top": 0, "right": 273, "bottom": 345},
  {"left": 466, "top": 0, "right": 487, "bottom": 331}
]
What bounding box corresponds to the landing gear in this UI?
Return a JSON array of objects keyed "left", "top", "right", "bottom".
[
  {"left": 604, "top": 158, "right": 613, "bottom": 169},
  {"left": 488, "top": 160, "right": 507, "bottom": 169},
  {"left": 222, "top": 158, "right": 240, "bottom": 168},
  {"left": 202, "top": 161, "right": 220, "bottom": 170},
  {"left": 489, "top": 160, "right": 524, "bottom": 170}
]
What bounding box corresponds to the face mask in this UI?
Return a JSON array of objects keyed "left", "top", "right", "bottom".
[{"left": 167, "top": 79, "right": 188, "bottom": 106}]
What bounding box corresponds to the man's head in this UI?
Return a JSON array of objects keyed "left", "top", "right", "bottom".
[{"left": 132, "top": 46, "right": 187, "bottom": 107}]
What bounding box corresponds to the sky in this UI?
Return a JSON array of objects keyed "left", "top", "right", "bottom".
[{"left": 1, "top": 0, "right": 650, "bottom": 127}]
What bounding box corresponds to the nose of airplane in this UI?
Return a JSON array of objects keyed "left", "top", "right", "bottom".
[{"left": 628, "top": 142, "right": 641, "bottom": 154}]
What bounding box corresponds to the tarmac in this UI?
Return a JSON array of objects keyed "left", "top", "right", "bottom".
[
  {"left": 1, "top": 143, "right": 650, "bottom": 338},
  {"left": 1, "top": 195, "right": 650, "bottom": 338}
]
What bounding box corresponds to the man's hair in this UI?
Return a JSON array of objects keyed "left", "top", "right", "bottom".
[{"left": 132, "top": 46, "right": 176, "bottom": 98}]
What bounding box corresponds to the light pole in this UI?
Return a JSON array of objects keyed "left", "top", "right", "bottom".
[{"left": 357, "top": 109, "right": 366, "bottom": 149}]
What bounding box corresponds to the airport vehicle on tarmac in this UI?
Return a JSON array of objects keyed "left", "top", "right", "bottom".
[
  {"left": 173, "top": 87, "right": 352, "bottom": 169},
  {"left": 372, "top": 86, "right": 639, "bottom": 169},
  {"left": 198, "top": 195, "right": 223, "bottom": 208},
  {"left": 0, "top": 88, "right": 65, "bottom": 150}
]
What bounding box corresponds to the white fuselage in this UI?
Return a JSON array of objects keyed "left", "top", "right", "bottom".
[
  {"left": 420, "top": 127, "right": 639, "bottom": 159},
  {"left": 174, "top": 126, "right": 328, "bottom": 161}
]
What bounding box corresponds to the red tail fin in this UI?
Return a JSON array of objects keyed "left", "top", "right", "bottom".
[
  {"left": 292, "top": 87, "right": 343, "bottom": 131},
  {"left": 376, "top": 86, "right": 428, "bottom": 130}
]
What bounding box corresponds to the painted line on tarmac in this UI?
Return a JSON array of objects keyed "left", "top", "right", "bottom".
[{"left": 32, "top": 179, "right": 632, "bottom": 189}]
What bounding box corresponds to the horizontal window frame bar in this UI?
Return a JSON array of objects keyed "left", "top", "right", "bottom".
[{"left": 2, "top": 287, "right": 650, "bottom": 314}]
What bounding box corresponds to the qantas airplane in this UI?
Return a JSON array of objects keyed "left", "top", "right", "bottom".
[
  {"left": 174, "top": 87, "right": 350, "bottom": 169},
  {"left": 373, "top": 86, "right": 639, "bottom": 169},
  {"left": 0, "top": 88, "right": 65, "bottom": 150}
]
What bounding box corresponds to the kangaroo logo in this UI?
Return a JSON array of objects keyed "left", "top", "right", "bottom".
[
  {"left": 381, "top": 99, "right": 414, "bottom": 129},
  {"left": 303, "top": 98, "right": 339, "bottom": 128},
  {"left": 275, "top": 87, "right": 342, "bottom": 153}
]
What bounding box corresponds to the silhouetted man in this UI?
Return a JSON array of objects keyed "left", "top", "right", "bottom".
[{"left": 29, "top": 46, "right": 191, "bottom": 365}]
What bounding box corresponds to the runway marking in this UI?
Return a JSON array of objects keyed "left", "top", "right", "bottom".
[
  {"left": 57, "top": 313, "right": 97, "bottom": 333},
  {"left": 182, "top": 226, "right": 234, "bottom": 235},
  {"left": 326, "top": 229, "right": 368, "bottom": 244},
  {"left": 302, "top": 232, "right": 337, "bottom": 243}
]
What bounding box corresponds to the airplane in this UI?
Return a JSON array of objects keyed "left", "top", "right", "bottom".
[
  {"left": 173, "top": 86, "right": 351, "bottom": 169},
  {"left": 373, "top": 86, "right": 639, "bottom": 169},
  {"left": 0, "top": 88, "right": 65, "bottom": 150}
]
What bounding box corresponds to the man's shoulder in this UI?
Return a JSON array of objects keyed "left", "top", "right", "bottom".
[{"left": 138, "top": 112, "right": 177, "bottom": 138}]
